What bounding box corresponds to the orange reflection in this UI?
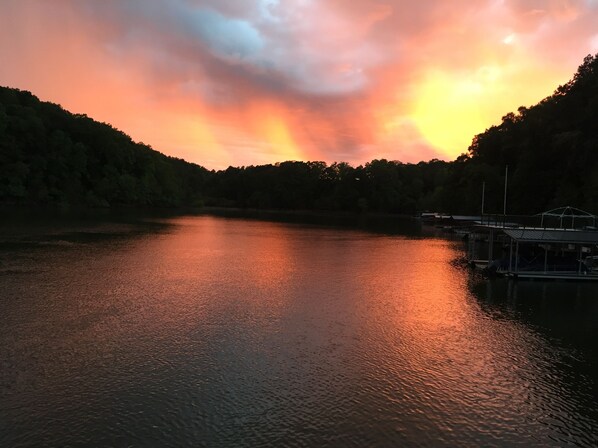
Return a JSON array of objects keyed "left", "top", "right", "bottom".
[
  {"left": 148, "top": 217, "right": 296, "bottom": 322},
  {"left": 350, "top": 236, "right": 563, "bottom": 432}
]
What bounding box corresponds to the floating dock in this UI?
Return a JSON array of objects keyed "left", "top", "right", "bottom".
[{"left": 469, "top": 207, "right": 598, "bottom": 281}]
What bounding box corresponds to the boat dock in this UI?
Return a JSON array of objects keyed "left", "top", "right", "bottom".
[{"left": 468, "top": 207, "right": 598, "bottom": 281}]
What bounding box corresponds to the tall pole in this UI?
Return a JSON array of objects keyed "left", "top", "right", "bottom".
[
  {"left": 503, "top": 165, "right": 508, "bottom": 217},
  {"left": 481, "top": 181, "right": 485, "bottom": 217}
]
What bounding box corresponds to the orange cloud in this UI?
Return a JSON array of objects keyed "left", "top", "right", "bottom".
[{"left": 1, "top": 0, "right": 597, "bottom": 169}]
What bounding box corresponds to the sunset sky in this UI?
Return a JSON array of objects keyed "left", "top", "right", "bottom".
[{"left": 1, "top": 1, "right": 597, "bottom": 169}]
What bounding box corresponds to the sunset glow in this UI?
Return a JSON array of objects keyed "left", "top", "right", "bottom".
[{"left": 1, "top": 0, "right": 597, "bottom": 169}]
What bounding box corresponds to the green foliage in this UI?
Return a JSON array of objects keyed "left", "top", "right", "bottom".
[
  {"left": 202, "top": 54, "right": 598, "bottom": 215},
  {"left": 0, "top": 86, "right": 209, "bottom": 207},
  {"left": 2, "top": 53, "right": 597, "bottom": 214},
  {"left": 463, "top": 53, "right": 598, "bottom": 214},
  {"left": 202, "top": 158, "right": 451, "bottom": 214}
]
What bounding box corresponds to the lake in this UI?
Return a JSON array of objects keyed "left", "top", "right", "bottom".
[{"left": 1, "top": 211, "right": 598, "bottom": 447}]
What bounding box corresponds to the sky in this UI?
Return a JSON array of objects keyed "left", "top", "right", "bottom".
[{"left": 1, "top": 1, "right": 597, "bottom": 169}]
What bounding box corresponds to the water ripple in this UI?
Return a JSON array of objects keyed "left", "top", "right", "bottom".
[{"left": 1, "top": 216, "right": 598, "bottom": 447}]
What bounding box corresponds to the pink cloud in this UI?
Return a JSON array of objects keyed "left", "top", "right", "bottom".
[{"left": 1, "top": 0, "right": 597, "bottom": 169}]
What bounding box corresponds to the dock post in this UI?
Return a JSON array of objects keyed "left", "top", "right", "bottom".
[
  {"left": 509, "top": 238, "right": 513, "bottom": 272},
  {"left": 488, "top": 229, "right": 494, "bottom": 267}
]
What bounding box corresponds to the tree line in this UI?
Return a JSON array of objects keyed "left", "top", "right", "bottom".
[
  {"left": 0, "top": 87, "right": 208, "bottom": 208},
  {"left": 1, "top": 53, "right": 597, "bottom": 215}
]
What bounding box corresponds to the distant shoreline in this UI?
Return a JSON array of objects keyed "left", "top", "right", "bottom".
[
  {"left": 0, "top": 204, "right": 423, "bottom": 237},
  {"left": 1, "top": 203, "right": 416, "bottom": 219}
]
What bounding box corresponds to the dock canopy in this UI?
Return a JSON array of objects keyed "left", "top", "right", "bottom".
[
  {"left": 503, "top": 228, "right": 598, "bottom": 244},
  {"left": 537, "top": 206, "right": 598, "bottom": 228}
]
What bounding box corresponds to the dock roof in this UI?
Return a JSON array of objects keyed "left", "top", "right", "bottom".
[{"left": 503, "top": 228, "right": 598, "bottom": 244}]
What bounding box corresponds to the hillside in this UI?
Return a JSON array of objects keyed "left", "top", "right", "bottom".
[
  {"left": 0, "top": 87, "right": 209, "bottom": 207},
  {"left": 201, "top": 54, "right": 598, "bottom": 215},
  {"left": 2, "top": 53, "right": 598, "bottom": 214},
  {"left": 0, "top": 86, "right": 452, "bottom": 213},
  {"left": 448, "top": 53, "right": 598, "bottom": 215}
]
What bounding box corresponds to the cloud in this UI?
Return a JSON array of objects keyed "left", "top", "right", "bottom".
[
  {"left": 79, "top": 1, "right": 263, "bottom": 59},
  {"left": 184, "top": 8, "right": 264, "bottom": 58},
  {"left": 1, "top": 0, "right": 597, "bottom": 169}
]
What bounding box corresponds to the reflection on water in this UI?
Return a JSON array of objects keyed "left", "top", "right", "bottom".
[{"left": 1, "top": 213, "right": 598, "bottom": 447}]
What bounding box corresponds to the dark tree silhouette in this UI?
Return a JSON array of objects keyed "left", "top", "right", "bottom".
[{"left": 2, "top": 53, "right": 598, "bottom": 214}]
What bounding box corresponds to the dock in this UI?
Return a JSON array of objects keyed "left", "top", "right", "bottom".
[{"left": 468, "top": 206, "right": 598, "bottom": 281}]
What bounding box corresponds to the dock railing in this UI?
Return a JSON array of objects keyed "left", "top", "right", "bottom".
[
  {"left": 478, "top": 213, "right": 536, "bottom": 229},
  {"left": 479, "top": 212, "right": 597, "bottom": 230}
]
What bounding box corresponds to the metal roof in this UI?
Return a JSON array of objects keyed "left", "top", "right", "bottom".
[{"left": 503, "top": 228, "right": 598, "bottom": 244}]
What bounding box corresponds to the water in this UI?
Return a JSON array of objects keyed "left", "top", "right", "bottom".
[{"left": 1, "top": 212, "right": 598, "bottom": 447}]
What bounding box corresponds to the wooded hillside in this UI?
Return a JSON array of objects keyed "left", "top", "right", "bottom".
[
  {"left": 1, "top": 53, "right": 597, "bottom": 214},
  {"left": 0, "top": 88, "right": 209, "bottom": 207}
]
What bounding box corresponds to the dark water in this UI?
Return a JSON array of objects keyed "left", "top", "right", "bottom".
[{"left": 1, "top": 212, "right": 598, "bottom": 447}]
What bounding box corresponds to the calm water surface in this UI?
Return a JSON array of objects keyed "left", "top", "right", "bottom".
[{"left": 1, "top": 213, "right": 598, "bottom": 447}]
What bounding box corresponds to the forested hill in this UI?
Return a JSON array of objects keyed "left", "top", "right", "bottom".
[
  {"left": 0, "top": 84, "right": 452, "bottom": 213},
  {"left": 1, "top": 53, "right": 598, "bottom": 214},
  {"left": 0, "top": 87, "right": 209, "bottom": 207},
  {"left": 450, "top": 53, "right": 598, "bottom": 215},
  {"left": 200, "top": 53, "right": 598, "bottom": 215}
]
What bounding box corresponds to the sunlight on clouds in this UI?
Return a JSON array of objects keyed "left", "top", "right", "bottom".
[
  {"left": 262, "top": 118, "right": 302, "bottom": 161},
  {"left": 250, "top": 105, "right": 303, "bottom": 161},
  {"left": 503, "top": 33, "right": 516, "bottom": 45},
  {"left": 411, "top": 70, "right": 491, "bottom": 158},
  {"left": 140, "top": 111, "right": 230, "bottom": 168},
  {"left": 181, "top": 118, "right": 223, "bottom": 161},
  {"left": 409, "top": 55, "right": 573, "bottom": 159},
  {"left": 1, "top": 0, "right": 597, "bottom": 168}
]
